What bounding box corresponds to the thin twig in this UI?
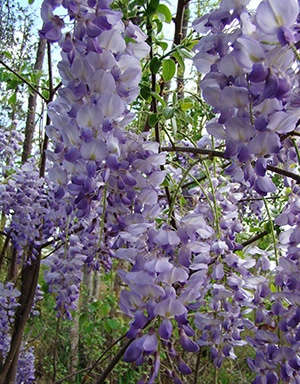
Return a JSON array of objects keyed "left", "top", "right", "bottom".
[
  {"left": 53, "top": 366, "right": 95, "bottom": 384},
  {"left": 241, "top": 230, "right": 269, "bottom": 248},
  {"left": 0, "top": 59, "right": 47, "bottom": 102},
  {"left": 52, "top": 317, "right": 61, "bottom": 383},
  {"left": 95, "top": 339, "right": 132, "bottom": 384},
  {"left": 194, "top": 349, "right": 202, "bottom": 384},
  {"left": 80, "top": 334, "right": 126, "bottom": 384}
]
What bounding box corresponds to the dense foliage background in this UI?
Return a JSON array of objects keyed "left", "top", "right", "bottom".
[{"left": 1, "top": 0, "right": 300, "bottom": 383}]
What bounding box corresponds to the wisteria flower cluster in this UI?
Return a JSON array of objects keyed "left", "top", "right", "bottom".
[
  {"left": 38, "top": 0, "right": 169, "bottom": 318},
  {"left": 0, "top": 124, "right": 24, "bottom": 175},
  {"left": 0, "top": 163, "right": 53, "bottom": 264},
  {"left": 190, "top": 0, "right": 300, "bottom": 382},
  {"left": 193, "top": 0, "right": 300, "bottom": 195},
  {"left": 36, "top": 0, "right": 300, "bottom": 382}
]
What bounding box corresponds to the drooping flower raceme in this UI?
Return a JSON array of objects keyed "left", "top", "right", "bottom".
[
  {"left": 39, "top": 2, "right": 300, "bottom": 379},
  {"left": 0, "top": 124, "right": 24, "bottom": 176},
  {"left": 192, "top": 0, "right": 300, "bottom": 382},
  {"left": 38, "top": 1, "right": 171, "bottom": 379},
  {"left": 193, "top": 0, "right": 300, "bottom": 196}
]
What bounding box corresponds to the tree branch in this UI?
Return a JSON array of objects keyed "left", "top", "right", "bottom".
[
  {"left": 0, "top": 232, "right": 10, "bottom": 270},
  {"left": 162, "top": 146, "right": 300, "bottom": 183},
  {"left": 161, "top": 146, "right": 227, "bottom": 159},
  {"left": 266, "top": 165, "right": 300, "bottom": 184},
  {"left": 173, "top": 0, "right": 190, "bottom": 46},
  {"left": 22, "top": 38, "right": 47, "bottom": 164},
  {"left": 241, "top": 230, "right": 269, "bottom": 248}
]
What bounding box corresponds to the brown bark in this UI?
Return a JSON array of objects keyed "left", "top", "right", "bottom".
[
  {"left": 21, "top": 38, "right": 46, "bottom": 164},
  {"left": 40, "top": 41, "right": 54, "bottom": 178},
  {"left": 174, "top": 0, "right": 190, "bottom": 46},
  {"left": 69, "top": 313, "right": 79, "bottom": 383},
  {"left": 0, "top": 253, "right": 41, "bottom": 384},
  {"left": 176, "top": 2, "right": 189, "bottom": 99}
]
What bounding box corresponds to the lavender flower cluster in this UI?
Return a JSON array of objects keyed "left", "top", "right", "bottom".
[
  {"left": 193, "top": 0, "right": 300, "bottom": 195},
  {"left": 0, "top": 124, "right": 24, "bottom": 175},
  {"left": 38, "top": 0, "right": 167, "bottom": 319}
]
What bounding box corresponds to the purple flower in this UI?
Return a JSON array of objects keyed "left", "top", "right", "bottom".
[
  {"left": 159, "top": 319, "right": 173, "bottom": 340},
  {"left": 255, "top": 0, "right": 299, "bottom": 36},
  {"left": 179, "top": 329, "right": 199, "bottom": 352}
]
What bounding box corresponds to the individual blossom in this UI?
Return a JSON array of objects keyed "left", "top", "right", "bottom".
[{"left": 255, "top": 0, "right": 299, "bottom": 45}]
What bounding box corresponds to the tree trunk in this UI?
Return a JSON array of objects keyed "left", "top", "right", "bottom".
[
  {"left": 174, "top": 2, "right": 190, "bottom": 99},
  {"left": 69, "top": 311, "right": 79, "bottom": 383},
  {"left": 0, "top": 253, "right": 41, "bottom": 384},
  {"left": 22, "top": 38, "right": 46, "bottom": 164}
]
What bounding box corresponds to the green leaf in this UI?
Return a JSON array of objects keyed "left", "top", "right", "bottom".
[
  {"left": 249, "top": 227, "right": 261, "bottom": 233},
  {"left": 148, "top": 113, "right": 159, "bottom": 127},
  {"left": 140, "top": 85, "right": 151, "bottom": 100},
  {"left": 179, "top": 47, "right": 193, "bottom": 59},
  {"left": 99, "top": 302, "right": 110, "bottom": 316},
  {"left": 42, "top": 89, "right": 50, "bottom": 100},
  {"left": 157, "top": 4, "right": 172, "bottom": 23},
  {"left": 7, "top": 79, "right": 22, "bottom": 90},
  {"left": 172, "top": 50, "right": 185, "bottom": 72},
  {"left": 162, "top": 107, "right": 174, "bottom": 119},
  {"left": 84, "top": 324, "right": 94, "bottom": 334},
  {"left": 124, "top": 35, "right": 136, "bottom": 44},
  {"left": 186, "top": 38, "right": 199, "bottom": 51},
  {"left": 79, "top": 313, "right": 88, "bottom": 329},
  {"left": 170, "top": 117, "right": 177, "bottom": 135},
  {"left": 178, "top": 112, "right": 194, "bottom": 124},
  {"left": 155, "top": 41, "right": 169, "bottom": 51},
  {"left": 106, "top": 318, "right": 119, "bottom": 330},
  {"left": 235, "top": 250, "right": 245, "bottom": 259},
  {"left": 150, "top": 91, "right": 166, "bottom": 107},
  {"left": 179, "top": 97, "right": 194, "bottom": 111},
  {"left": 150, "top": 57, "right": 161, "bottom": 74},
  {"left": 265, "top": 221, "right": 273, "bottom": 234},
  {"left": 103, "top": 322, "right": 111, "bottom": 332},
  {"left": 89, "top": 301, "right": 100, "bottom": 312},
  {"left": 2, "top": 51, "right": 12, "bottom": 59},
  {"left": 162, "top": 59, "right": 176, "bottom": 81},
  {"left": 28, "top": 0, "right": 35, "bottom": 3},
  {"left": 144, "top": 0, "right": 159, "bottom": 16},
  {"left": 172, "top": 91, "right": 178, "bottom": 105},
  {"left": 153, "top": 18, "right": 163, "bottom": 34},
  {"left": 8, "top": 92, "right": 17, "bottom": 105}
]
